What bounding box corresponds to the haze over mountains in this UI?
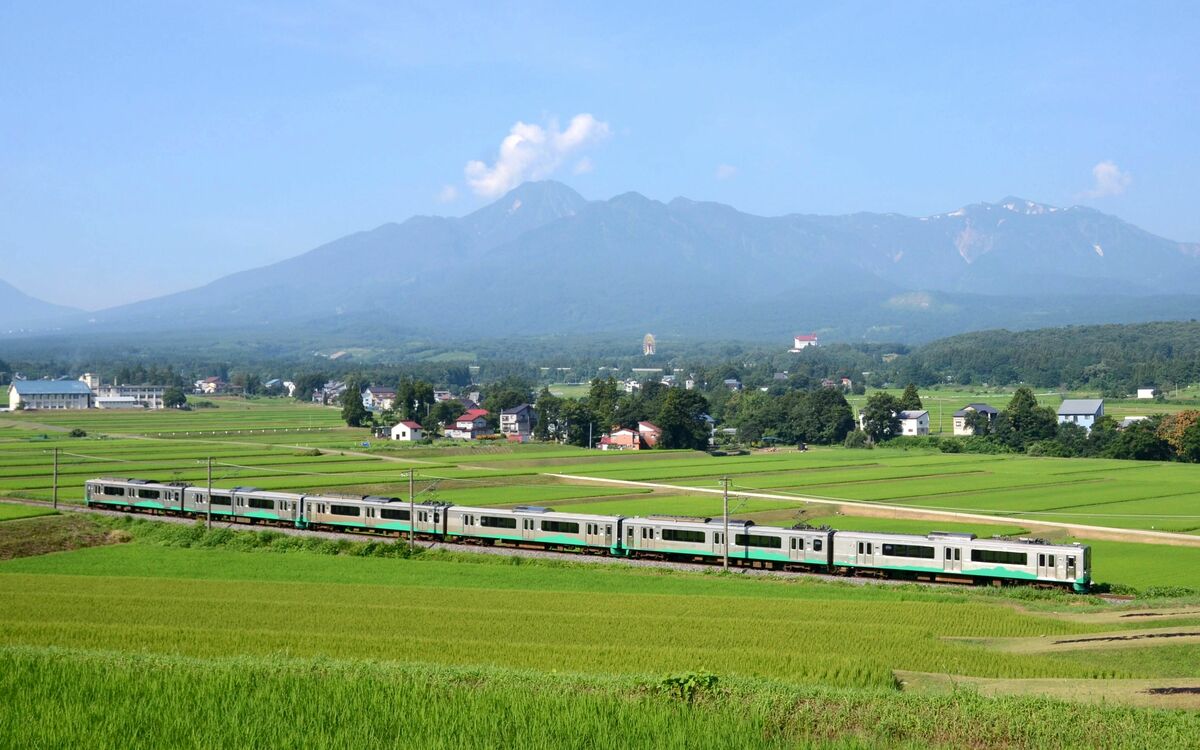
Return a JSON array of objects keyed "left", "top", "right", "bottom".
[{"left": 5, "top": 181, "right": 1200, "bottom": 343}]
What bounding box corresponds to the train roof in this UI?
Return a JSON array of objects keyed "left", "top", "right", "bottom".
[{"left": 834, "top": 528, "right": 1088, "bottom": 550}]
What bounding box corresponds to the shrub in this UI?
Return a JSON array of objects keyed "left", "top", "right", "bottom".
[
  {"left": 68, "top": 428, "right": 87, "bottom": 438},
  {"left": 843, "top": 430, "right": 871, "bottom": 449}
]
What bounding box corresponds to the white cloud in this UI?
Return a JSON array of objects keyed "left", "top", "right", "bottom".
[
  {"left": 1083, "top": 160, "right": 1131, "bottom": 198},
  {"left": 465, "top": 113, "right": 611, "bottom": 197},
  {"left": 436, "top": 184, "right": 459, "bottom": 203},
  {"left": 715, "top": 163, "right": 737, "bottom": 180},
  {"left": 573, "top": 156, "right": 594, "bottom": 174}
]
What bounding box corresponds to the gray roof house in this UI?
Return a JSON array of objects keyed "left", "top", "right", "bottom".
[
  {"left": 9, "top": 379, "right": 94, "bottom": 410},
  {"left": 1057, "top": 399, "right": 1104, "bottom": 432},
  {"left": 952, "top": 403, "right": 999, "bottom": 435}
]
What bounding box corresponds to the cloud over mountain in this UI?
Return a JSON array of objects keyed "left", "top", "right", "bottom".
[{"left": 464, "top": 114, "right": 610, "bottom": 197}]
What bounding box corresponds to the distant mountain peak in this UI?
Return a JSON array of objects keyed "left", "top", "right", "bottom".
[{"left": 995, "top": 196, "right": 1061, "bottom": 215}]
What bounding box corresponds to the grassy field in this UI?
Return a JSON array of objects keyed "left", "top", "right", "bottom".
[{"left": 2, "top": 520, "right": 1199, "bottom": 747}]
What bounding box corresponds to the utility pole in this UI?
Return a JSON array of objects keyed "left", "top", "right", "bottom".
[
  {"left": 206, "top": 456, "right": 213, "bottom": 529},
  {"left": 588, "top": 422, "right": 593, "bottom": 449},
  {"left": 721, "top": 476, "right": 730, "bottom": 570},
  {"left": 408, "top": 469, "right": 415, "bottom": 546},
  {"left": 52, "top": 448, "right": 58, "bottom": 510}
]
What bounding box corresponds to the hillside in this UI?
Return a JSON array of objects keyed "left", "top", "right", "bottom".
[
  {"left": 63, "top": 182, "right": 1200, "bottom": 342},
  {"left": 0, "top": 280, "right": 82, "bottom": 332}
]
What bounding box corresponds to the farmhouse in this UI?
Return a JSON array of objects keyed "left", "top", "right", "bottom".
[
  {"left": 952, "top": 403, "right": 999, "bottom": 436},
  {"left": 390, "top": 420, "right": 424, "bottom": 441},
  {"left": 195, "top": 376, "right": 228, "bottom": 395},
  {"left": 362, "top": 386, "right": 396, "bottom": 412},
  {"left": 1137, "top": 388, "right": 1157, "bottom": 399},
  {"left": 899, "top": 410, "right": 930, "bottom": 436},
  {"left": 444, "top": 409, "right": 491, "bottom": 440},
  {"left": 1057, "top": 399, "right": 1104, "bottom": 432},
  {"left": 789, "top": 333, "right": 818, "bottom": 352},
  {"left": 8, "top": 380, "right": 92, "bottom": 410},
  {"left": 597, "top": 421, "right": 661, "bottom": 451},
  {"left": 499, "top": 404, "right": 537, "bottom": 438}
]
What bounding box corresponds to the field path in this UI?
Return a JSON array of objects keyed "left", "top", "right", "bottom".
[{"left": 546, "top": 473, "right": 1200, "bottom": 548}]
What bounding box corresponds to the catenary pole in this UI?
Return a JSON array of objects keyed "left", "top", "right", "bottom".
[
  {"left": 52, "top": 448, "right": 58, "bottom": 510},
  {"left": 722, "top": 476, "right": 730, "bottom": 570},
  {"left": 206, "top": 456, "right": 213, "bottom": 529},
  {"left": 408, "top": 469, "right": 415, "bottom": 546}
]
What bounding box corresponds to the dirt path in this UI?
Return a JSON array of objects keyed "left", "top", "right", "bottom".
[{"left": 546, "top": 473, "right": 1200, "bottom": 548}]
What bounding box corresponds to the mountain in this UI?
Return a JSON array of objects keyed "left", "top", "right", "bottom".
[
  {"left": 0, "top": 279, "right": 82, "bottom": 332},
  {"left": 79, "top": 182, "right": 1200, "bottom": 342}
]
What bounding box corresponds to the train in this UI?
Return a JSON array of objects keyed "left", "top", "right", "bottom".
[{"left": 84, "top": 476, "right": 1092, "bottom": 592}]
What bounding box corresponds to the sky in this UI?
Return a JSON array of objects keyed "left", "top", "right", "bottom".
[{"left": 2, "top": 2, "right": 1197, "bottom": 308}]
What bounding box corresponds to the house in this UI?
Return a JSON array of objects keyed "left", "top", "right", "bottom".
[
  {"left": 638, "top": 421, "right": 662, "bottom": 447},
  {"left": 1136, "top": 388, "right": 1156, "bottom": 400},
  {"left": 362, "top": 386, "right": 397, "bottom": 412},
  {"left": 723, "top": 378, "right": 742, "bottom": 391},
  {"left": 840, "top": 376, "right": 853, "bottom": 389},
  {"left": 1057, "top": 399, "right": 1104, "bottom": 432},
  {"left": 312, "top": 380, "right": 346, "bottom": 405},
  {"left": 789, "top": 333, "right": 818, "bottom": 352},
  {"left": 952, "top": 403, "right": 999, "bottom": 436},
  {"left": 433, "top": 390, "right": 453, "bottom": 402},
  {"left": 390, "top": 420, "right": 425, "bottom": 441},
  {"left": 899, "top": 410, "right": 930, "bottom": 436},
  {"left": 196, "top": 376, "right": 227, "bottom": 395},
  {"left": 500, "top": 404, "right": 537, "bottom": 437},
  {"left": 444, "top": 409, "right": 491, "bottom": 440},
  {"left": 622, "top": 379, "right": 641, "bottom": 394},
  {"left": 8, "top": 380, "right": 93, "bottom": 410},
  {"left": 820, "top": 378, "right": 838, "bottom": 388},
  {"left": 597, "top": 421, "right": 662, "bottom": 451},
  {"left": 1119, "top": 416, "right": 1148, "bottom": 429}
]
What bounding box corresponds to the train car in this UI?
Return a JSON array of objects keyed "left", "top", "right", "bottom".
[
  {"left": 86, "top": 478, "right": 188, "bottom": 513},
  {"left": 445, "top": 505, "right": 619, "bottom": 552},
  {"left": 180, "top": 486, "right": 299, "bottom": 525},
  {"left": 301, "top": 493, "right": 447, "bottom": 536},
  {"left": 832, "top": 530, "right": 1091, "bottom": 591},
  {"left": 623, "top": 516, "right": 834, "bottom": 569}
]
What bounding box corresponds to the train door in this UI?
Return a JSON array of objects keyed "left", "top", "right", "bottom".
[
  {"left": 1065, "top": 553, "right": 1078, "bottom": 582},
  {"left": 626, "top": 524, "right": 639, "bottom": 551},
  {"left": 788, "top": 535, "right": 803, "bottom": 563},
  {"left": 856, "top": 540, "right": 876, "bottom": 567},
  {"left": 943, "top": 546, "right": 962, "bottom": 572},
  {"left": 1037, "top": 552, "right": 1056, "bottom": 580},
  {"left": 520, "top": 516, "right": 534, "bottom": 542},
  {"left": 604, "top": 522, "right": 613, "bottom": 550}
]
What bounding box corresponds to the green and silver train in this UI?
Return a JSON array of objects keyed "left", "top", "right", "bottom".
[{"left": 85, "top": 477, "right": 1092, "bottom": 592}]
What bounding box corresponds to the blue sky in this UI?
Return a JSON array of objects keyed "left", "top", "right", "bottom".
[{"left": 2, "top": 2, "right": 1197, "bottom": 308}]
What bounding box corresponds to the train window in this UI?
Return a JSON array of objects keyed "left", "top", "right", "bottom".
[
  {"left": 881, "top": 543, "right": 935, "bottom": 559},
  {"left": 103, "top": 486, "right": 124, "bottom": 496},
  {"left": 627, "top": 527, "right": 634, "bottom": 539},
  {"left": 419, "top": 512, "right": 427, "bottom": 522},
  {"left": 380, "top": 508, "right": 409, "bottom": 521},
  {"left": 481, "top": 515, "right": 517, "bottom": 529},
  {"left": 306, "top": 504, "right": 312, "bottom": 514},
  {"left": 605, "top": 525, "right": 612, "bottom": 536},
  {"left": 813, "top": 539, "right": 822, "bottom": 552},
  {"left": 973, "top": 549, "right": 1029, "bottom": 566},
  {"left": 790, "top": 538, "right": 796, "bottom": 550},
  {"left": 858, "top": 542, "right": 864, "bottom": 555},
  {"left": 866, "top": 543, "right": 873, "bottom": 555},
  {"left": 1038, "top": 554, "right": 1045, "bottom": 566},
  {"left": 1048, "top": 555, "right": 1055, "bottom": 567},
  {"left": 210, "top": 495, "right": 231, "bottom": 507},
  {"left": 954, "top": 549, "right": 960, "bottom": 561},
  {"left": 735, "top": 534, "right": 782, "bottom": 549},
  {"left": 330, "top": 504, "right": 359, "bottom": 517},
  {"left": 945, "top": 548, "right": 951, "bottom": 560},
  {"left": 137, "top": 489, "right": 160, "bottom": 500},
  {"left": 541, "top": 520, "right": 579, "bottom": 534},
  {"left": 248, "top": 497, "right": 275, "bottom": 510},
  {"left": 662, "top": 529, "right": 705, "bottom": 544}
]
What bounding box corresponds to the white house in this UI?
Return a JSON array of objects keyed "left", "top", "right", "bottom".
[
  {"left": 1136, "top": 388, "right": 1156, "bottom": 400},
  {"left": 390, "top": 420, "right": 424, "bottom": 441},
  {"left": 1057, "top": 399, "right": 1104, "bottom": 432},
  {"left": 952, "top": 403, "right": 999, "bottom": 436},
  {"left": 899, "top": 410, "right": 930, "bottom": 436},
  {"left": 444, "top": 409, "right": 491, "bottom": 440},
  {"left": 362, "top": 386, "right": 396, "bottom": 412},
  {"left": 789, "top": 333, "right": 818, "bottom": 352},
  {"left": 9, "top": 380, "right": 93, "bottom": 410}
]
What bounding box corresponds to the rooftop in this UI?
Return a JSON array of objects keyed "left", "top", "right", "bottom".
[
  {"left": 1057, "top": 399, "right": 1104, "bottom": 415},
  {"left": 899, "top": 410, "right": 928, "bottom": 419},
  {"left": 10, "top": 380, "right": 93, "bottom": 395},
  {"left": 952, "top": 403, "right": 999, "bottom": 417}
]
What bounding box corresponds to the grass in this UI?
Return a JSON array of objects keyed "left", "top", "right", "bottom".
[
  {"left": 0, "top": 503, "right": 57, "bottom": 522},
  {"left": 7, "top": 647, "right": 1199, "bottom": 749}
]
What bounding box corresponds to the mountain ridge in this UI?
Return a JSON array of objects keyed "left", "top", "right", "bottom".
[{"left": 17, "top": 181, "right": 1200, "bottom": 342}]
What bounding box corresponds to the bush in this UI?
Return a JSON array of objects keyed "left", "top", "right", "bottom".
[
  {"left": 68, "top": 428, "right": 87, "bottom": 438},
  {"left": 843, "top": 430, "right": 871, "bottom": 449}
]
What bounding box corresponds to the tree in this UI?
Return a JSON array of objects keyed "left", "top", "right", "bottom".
[
  {"left": 292, "top": 373, "right": 326, "bottom": 402},
  {"left": 340, "top": 385, "right": 369, "bottom": 427},
  {"left": 162, "top": 387, "right": 187, "bottom": 409},
  {"left": 587, "top": 377, "right": 621, "bottom": 430},
  {"left": 1177, "top": 421, "right": 1200, "bottom": 463},
  {"left": 963, "top": 409, "right": 991, "bottom": 437},
  {"left": 1156, "top": 410, "right": 1200, "bottom": 455},
  {"left": 655, "top": 389, "right": 711, "bottom": 450},
  {"left": 424, "top": 400, "right": 464, "bottom": 436},
  {"left": 533, "top": 388, "right": 563, "bottom": 441},
  {"left": 1105, "top": 419, "right": 1173, "bottom": 461},
  {"left": 993, "top": 387, "right": 1057, "bottom": 450},
  {"left": 792, "top": 388, "right": 855, "bottom": 445},
  {"left": 860, "top": 392, "right": 901, "bottom": 443},
  {"left": 897, "top": 383, "right": 923, "bottom": 411}
]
